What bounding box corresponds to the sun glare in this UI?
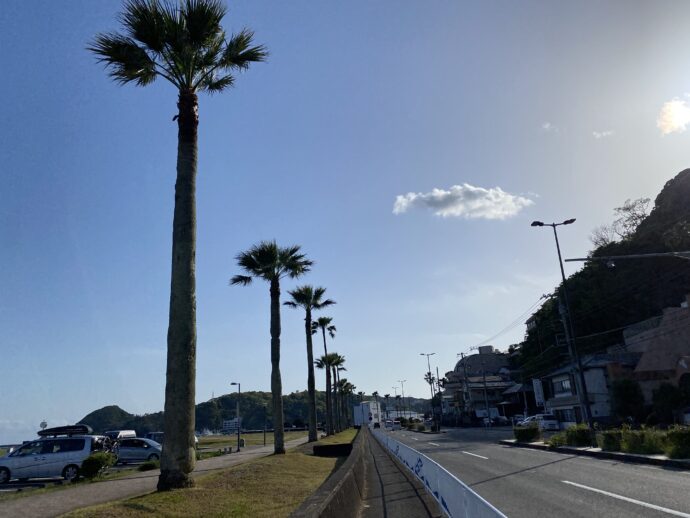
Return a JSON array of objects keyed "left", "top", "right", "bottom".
[{"left": 657, "top": 98, "right": 690, "bottom": 135}]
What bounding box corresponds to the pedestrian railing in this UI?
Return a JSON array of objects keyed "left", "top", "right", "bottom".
[{"left": 371, "top": 430, "right": 506, "bottom": 518}]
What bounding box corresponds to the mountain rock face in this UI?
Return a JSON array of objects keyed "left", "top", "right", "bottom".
[{"left": 520, "top": 168, "right": 690, "bottom": 377}]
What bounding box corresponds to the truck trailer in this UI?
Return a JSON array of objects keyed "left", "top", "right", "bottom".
[{"left": 353, "top": 401, "right": 382, "bottom": 428}]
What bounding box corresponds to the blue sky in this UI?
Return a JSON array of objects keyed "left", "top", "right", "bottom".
[{"left": 2, "top": 0, "right": 690, "bottom": 442}]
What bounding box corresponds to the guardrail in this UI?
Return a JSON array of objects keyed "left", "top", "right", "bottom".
[{"left": 372, "top": 430, "right": 506, "bottom": 518}]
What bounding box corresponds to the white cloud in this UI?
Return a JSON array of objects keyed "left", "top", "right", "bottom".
[
  {"left": 593, "top": 130, "right": 614, "bottom": 139},
  {"left": 657, "top": 97, "right": 690, "bottom": 134},
  {"left": 541, "top": 121, "right": 557, "bottom": 132},
  {"left": 393, "top": 183, "right": 534, "bottom": 220}
]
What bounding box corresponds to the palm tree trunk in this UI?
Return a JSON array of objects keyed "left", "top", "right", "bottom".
[
  {"left": 336, "top": 369, "right": 343, "bottom": 430},
  {"left": 158, "top": 90, "right": 198, "bottom": 491},
  {"left": 270, "top": 278, "right": 285, "bottom": 454},
  {"left": 321, "top": 329, "right": 332, "bottom": 435},
  {"left": 331, "top": 366, "right": 338, "bottom": 432},
  {"left": 305, "top": 309, "right": 317, "bottom": 442},
  {"left": 325, "top": 366, "right": 332, "bottom": 435}
]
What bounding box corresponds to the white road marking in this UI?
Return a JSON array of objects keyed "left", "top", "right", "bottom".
[
  {"left": 562, "top": 480, "right": 690, "bottom": 517},
  {"left": 429, "top": 442, "right": 440, "bottom": 447},
  {"left": 412, "top": 437, "right": 419, "bottom": 441},
  {"left": 462, "top": 451, "right": 489, "bottom": 460}
]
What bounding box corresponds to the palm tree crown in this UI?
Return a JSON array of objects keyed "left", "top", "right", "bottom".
[
  {"left": 89, "top": 0, "right": 267, "bottom": 93},
  {"left": 231, "top": 240, "right": 313, "bottom": 286},
  {"left": 284, "top": 286, "right": 335, "bottom": 312},
  {"left": 312, "top": 316, "right": 336, "bottom": 339}
]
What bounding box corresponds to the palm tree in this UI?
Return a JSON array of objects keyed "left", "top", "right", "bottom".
[
  {"left": 312, "top": 317, "right": 336, "bottom": 433},
  {"left": 384, "top": 394, "right": 391, "bottom": 420},
  {"left": 314, "top": 352, "right": 339, "bottom": 435},
  {"left": 330, "top": 354, "right": 346, "bottom": 431},
  {"left": 90, "top": 0, "right": 266, "bottom": 491},
  {"left": 284, "top": 286, "right": 335, "bottom": 442},
  {"left": 231, "top": 241, "right": 312, "bottom": 453}
]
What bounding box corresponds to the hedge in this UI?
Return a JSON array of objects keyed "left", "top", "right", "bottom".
[{"left": 514, "top": 424, "right": 541, "bottom": 443}]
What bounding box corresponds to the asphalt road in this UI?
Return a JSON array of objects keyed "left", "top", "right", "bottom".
[{"left": 387, "top": 427, "right": 690, "bottom": 518}]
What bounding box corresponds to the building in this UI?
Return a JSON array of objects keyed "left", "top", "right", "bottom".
[
  {"left": 443, "top": 346, "right": 517, "bottom": 421},
  {"left": 624, "top": 295, "right": 690, "bottom": 404},
  {"left": 541, "top": 353, "right": 639, "bottom": 427},
  {"left": 222, "top": 418, "right": 242, "bottom": 434}
]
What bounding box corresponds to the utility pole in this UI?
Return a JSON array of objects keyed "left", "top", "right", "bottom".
[
  {"left": 531, "top": 219, "right": 594, "bottom": 432},
  {"left": 480, "top": 353, "right": 491, "bottom": 426},
  {"left": 398, "top": 380, "right": 408, "bottom": 419}
]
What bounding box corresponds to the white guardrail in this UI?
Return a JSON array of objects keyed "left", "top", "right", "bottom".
[{"left": 372, "top": 429, "right": 506, "bottom": 518}]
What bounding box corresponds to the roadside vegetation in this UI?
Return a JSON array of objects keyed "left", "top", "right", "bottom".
[
  {"left": 63, "top": 429, "right": 358, "bottom": 518},
  {"left": 519, "top": 423, "right": 690, "bottom": 459}
]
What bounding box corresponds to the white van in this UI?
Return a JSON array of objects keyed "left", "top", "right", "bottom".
[
  {"left": 104, "top": 430, "right": 136, "bottom": 441},
  {"left": 0, "top": 433, "right": 108, "bottom": 483}
]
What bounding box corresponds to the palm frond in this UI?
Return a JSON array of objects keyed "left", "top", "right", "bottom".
[
  {"left": 221, "top": 29, "right": 268, "bottom": 70},
  {"left": 89, "top": 33, "right": 158, "bottom": 86},
  {"left": 183, "top": 0, "right": 226, "bottom": 46},
  {"left": 230, "top": 274, "right": 253, "bottom": 286},
  {"left": 120, "top": 0, "right": 168, "bottom": 53},
  {"left": 283, "top": 300, "right": 298, "bottom": 308},
  {"left": 199, "top": 73, "right": 234, "bottom": 93}
]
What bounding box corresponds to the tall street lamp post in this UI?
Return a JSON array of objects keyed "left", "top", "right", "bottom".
[
  {"left": 230, "top": 382, "right": 241, "bottom": 452},
  {"left": 531, "top": 219, "right": 594, "bottom": 431},
  {"left": 398, "top": 379, "right": 408, "bottom": 419},
  {"left": 392, "top": 387, "right": 399, "bottom": 419},
  {"left": 420, "top": 352, "right": 437, "bottom": 425}
]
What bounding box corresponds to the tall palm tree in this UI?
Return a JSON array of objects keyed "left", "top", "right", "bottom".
[
  {"left": 89, "top": 0, "right": 266, "bottom": 491},
  {"left": 330, "top": 354, "right": 346, "bottom": 431},
  {"left": 314, "top": 352, "right": 339, "bottom": 435},
  {"left": 231, "top": 241, "right": 312, "bottom": 453},
  {"left": 384, "top": 394, "right": 391, "bottom": 420},
  {"left": 284, "top": 286, "right": 335, "bottom": 442},
  {"left": 336, "top": 364, "right": 347, "bottom": 430},
  {"left": 312, "top": 317, "right": 336, "bottom": 433}
]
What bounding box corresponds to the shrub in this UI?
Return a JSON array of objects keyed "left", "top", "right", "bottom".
[
  {"left": 565, "top": 424, "right": 593, "bottom": 447},
  {"left": 514, "top": 424, "right": 541, "bottom": 443},
  {"left": 620, "top": 426, "right": 665, "bottom": 454},
  {"left": 138, "top": 460, "right": 160, "bottom": 472},
  {"left": 664, "top": 426, "right": 690, "bottom": 459},
  {"left": 81, "top": 452, "right": 116, "bottom": 479},
  {"left": 548, "top": 432, "right": 567, "bottom": 448},
  {"left": 597, "top": 430, "right": 622, "bottom": 451},
  {"left": 416, "top": 423, "right": 426, "bottom": 432}
]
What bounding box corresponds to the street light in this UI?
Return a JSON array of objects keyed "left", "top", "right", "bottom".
[
  {"left": 398, "top": 380, "right": 407, "bottom": 419},
  {"left": 420, "top": 352, "right": 437, "bottom": 427},
  {"left": 531, "top": 218, "right": 594, "bottom": 432},
  {"left": 230, "top": 382, "right": 241, "bottom": 452}
]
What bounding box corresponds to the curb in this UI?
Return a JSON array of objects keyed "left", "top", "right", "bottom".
[{"left": 499, "top": 439, "right": 690, "bottom": 469}]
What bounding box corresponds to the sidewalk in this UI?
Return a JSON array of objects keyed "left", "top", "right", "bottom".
[
  {"left": 0, "top": 437, "right": 308, "bottom": 518},
  {"left": 500, "top": 439, "right": 690, "bottom": 469},
  {"left": 360, "top": 432, "right": 442, "bottom": 518}
]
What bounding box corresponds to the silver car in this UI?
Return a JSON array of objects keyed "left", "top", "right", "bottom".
[
  {"left": 0, "top": 435, "right": 107, "bottom": 483},
  {"left": 115, "top": 438, "right": 162, "bottom": 463}
]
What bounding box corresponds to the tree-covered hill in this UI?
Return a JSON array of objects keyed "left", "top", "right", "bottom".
[
  {"left": 520, "top": 168, "right": 690, "bottom": 378},
  {"left": 79, "top": 391, "right": 329, "bottom": 435}
]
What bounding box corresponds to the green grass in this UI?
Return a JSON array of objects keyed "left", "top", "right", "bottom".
[
  {"left": 198, "top": 431, "right": 307, "bottom": 449},
  {"left": 63, "top": 429, "right": 357, "bottom": 518}
]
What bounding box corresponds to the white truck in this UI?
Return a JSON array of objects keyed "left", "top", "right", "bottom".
[{"left": 353, "top": 401, "right": 382, "bottom": 428}]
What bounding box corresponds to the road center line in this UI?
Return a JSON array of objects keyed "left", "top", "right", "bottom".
[
  {"left": 562, "top": 480, "right": 690, "bottom": 517},
  {"left": 462, "top": 451, "right": 489, "bottom": 460},
  {"left": 429, "top": 442, "right": 440, "bottom": 446},
  {"left": 412, "top": 437, "right": 418, "bottom": 441}
]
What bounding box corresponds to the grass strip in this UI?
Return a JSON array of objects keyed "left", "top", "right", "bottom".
[{"left": 63, "top": 429, "right": 356, "bottom": 518}]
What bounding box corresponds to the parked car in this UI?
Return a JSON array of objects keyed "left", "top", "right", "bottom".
[
  {"left": 115, "top": 438, "right": 162, "bottom": 463},
  {"left": 104, "top": 430, "right": 136, "bottom": 441},
  {"left": 0, "top": 425, "right": 108, "bottom": 483},
  {"left": 144, "top": 432, "right": 199, "bottom": 447},
  {"left": 384, "top": 420, "right": 402, "bottom": 431},
  {"left": 516, "top": 414, "right": 559, "bottom": 431}
]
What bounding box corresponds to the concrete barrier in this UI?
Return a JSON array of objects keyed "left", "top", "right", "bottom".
[
  {"left": 372, "top": 430, "right": 506, "bottom": 518},
  {"left": 290, "top": 429, "right": 366, "bottom": 518}
]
